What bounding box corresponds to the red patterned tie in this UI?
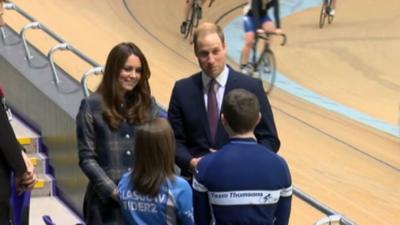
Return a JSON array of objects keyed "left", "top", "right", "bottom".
[{"left": 207, "top": 79, "right": 219, "bottom": 145}]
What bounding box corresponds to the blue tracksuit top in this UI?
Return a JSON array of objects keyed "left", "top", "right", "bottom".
[
  {"left": 193, "top": 138, "right": 292, "bottom": 225},
  {"left": 118, "top": 172, "right": 195, "bottom": 225}
]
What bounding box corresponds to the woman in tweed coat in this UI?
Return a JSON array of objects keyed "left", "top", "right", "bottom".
[{"left": 76, "top": 42, "right": 159, "bottom": 225}]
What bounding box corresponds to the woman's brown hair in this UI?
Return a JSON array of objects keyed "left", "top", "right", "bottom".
[
  {"left": 97, "top": 42, "right": 152, "bottom": 129},
  {"left": 133, "top": 118, "right": 176, "bottom": 197}
]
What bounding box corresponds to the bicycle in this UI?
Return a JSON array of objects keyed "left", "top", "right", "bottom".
[
  {"left": 319, "top": 0, "right": 335, "bottom": 28},
  {"left": 243, "top": 31, "right": 287, "bottom": 94},
  {"left": 182, "top": 0, "right": 214, "bottom": 40}
]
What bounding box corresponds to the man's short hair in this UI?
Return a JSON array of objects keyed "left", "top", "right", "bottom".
[
  {"left": 193, "top": 22, "right": 225, "bottom": 53},
  {"left": 222, "top": 89, "right": 260, "bottom": 134}
]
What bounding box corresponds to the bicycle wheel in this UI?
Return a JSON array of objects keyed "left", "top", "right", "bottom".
[
  {"left": 319, "top": 1, "right": 328, "bottom": 28},
  {"left": 184, "top": 13, "right": 195, "bottom": 39},
  {"left": 256, "top": 50, "right": 276, "bottom": 94},
  {"left": 185, "top": 5, "right": 200, "bottom": 39},
  {"left": 193, "top": 6, "right": 200, "bottom": 28}
]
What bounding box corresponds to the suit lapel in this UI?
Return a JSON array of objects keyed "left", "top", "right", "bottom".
[
  {"left": 192, "top": 73, "right": 213, "bottom": 142},
  {"left": 224, "top": 68, "right": 239, "bottom": 97}
]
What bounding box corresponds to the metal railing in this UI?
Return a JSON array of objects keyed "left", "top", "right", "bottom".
[
  {"left": 4, "top": 1, "right": 101, "bottom": 87},
  {"left": 0, "top": 26, "right": 5, "bottom": 40},
  {"left": 20, "top": 21, "right": 41, "bottom": 60},
  {"left": 4, "top": 2, "right": 358, "bottom": 224},
  {"left": 1, "top": 2, "right": 15, "bottom": 40},
  {"left": 294, "top": 187, "right": 357, "bottom": 225},
  {"left": 81, "top": 67, "right": 104, "bottom": 97}
]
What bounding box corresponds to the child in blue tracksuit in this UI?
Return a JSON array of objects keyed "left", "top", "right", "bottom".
[
  {"left": 193, "top": 88, "right": 292, "bottom": 225},
  {"left": 118, "top": 118, "right": 194, "bottom": 225}
]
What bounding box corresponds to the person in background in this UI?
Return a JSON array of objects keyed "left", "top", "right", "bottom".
[
  {"left": 0, "top": 88, "right": 37, "bottom": 225},
  {"left": 168, "top": 22, "right": 280, "bottom": 178},
  {"left": 76, "top": 42, "right": 159, "bottom": 225},
  {"left": 118, "top": 118, "right": 194, "bottom": 225},
  {"left": 240, "top": 0, "right": 283, "bottom": 73},
  {"left": 193, "top": 88, "right": 292, "bottom": 225},
  {"left": 180, "top": 0, "right": 215, "bottom": 34}
]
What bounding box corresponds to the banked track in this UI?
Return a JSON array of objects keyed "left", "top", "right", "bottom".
[{"left": 5, "top": 0, "right": 400, "bottom": 224}]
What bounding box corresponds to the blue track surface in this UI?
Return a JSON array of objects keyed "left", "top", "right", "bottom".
[{"left": 225, "top": 0, "right": 399, "bottom": 137}]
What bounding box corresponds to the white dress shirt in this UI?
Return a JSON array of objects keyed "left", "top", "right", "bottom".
[{"left": 202, "top": 65, "right": 229, "bottom": 112}]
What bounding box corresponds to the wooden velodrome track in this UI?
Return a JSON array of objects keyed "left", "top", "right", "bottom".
[{"left": 4, "top": 0, "right": 400, "bottom": 224}]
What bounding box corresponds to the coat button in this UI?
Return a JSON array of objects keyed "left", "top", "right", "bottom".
[
  {"left": 125, "top": 134, "right": 130, "bottom": 139},
  {"left": 126, "top": 150, "right": 131, "bottom": 156}
]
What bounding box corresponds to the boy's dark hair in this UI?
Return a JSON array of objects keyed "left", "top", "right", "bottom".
[{"left": 222, "top": 89, "right": 260, "bottom": 134}]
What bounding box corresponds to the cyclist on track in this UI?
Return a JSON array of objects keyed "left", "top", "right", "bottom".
[
  {"left": 180, "top": 0, "right": 215, "bottom": 34},
  {"left": 240, "top": 0, "right": 282, "bottom": 73}
]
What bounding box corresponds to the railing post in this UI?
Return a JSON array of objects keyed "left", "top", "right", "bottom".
[
  {"left": 19, "top": 21, "right": 41, "bottom": 60},
  {"left": 1, "top": 3, "right": 15, "bottom": 40},
  {"left": 315, "top": 214, "right": 341, "bottom": 225},
  {"left": 47, "top": 43, "right": 71, "bottom": 84},
  {"left": 81, "top": 67, "right": 103, "bottom": 98},
  {"left": 3, "top": 2, "right": 16, "bottom": 10},
  {"left": 7, "top": 1, "right": 102, "bottom": 94},
  {"left": 0, "top": 27, "right": 5, "bottom": 40}
]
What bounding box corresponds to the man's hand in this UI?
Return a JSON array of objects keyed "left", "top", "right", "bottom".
[
  {"left": 190, "top": 157, "right": 203, "bottom": 170},
  {"left": 274, "top": 28, "right": 283, "bottom": 34},
  {"left": 256, "top": 28, "right": 265, "bottom": 35},
  {"left": 258, "top": 28, "right": 283, "bottom": 35},
  {"left": 21, "top": 151, "right": 34, "bottom": 172},
  {"left": 16, "top": 171, "right": 37, "bottom": 194},
  {"left": 111, "top": 188, "right": 119, "bottom": 202},
  {"left": 16, "top": 151, "right": 37, "bottom": 194}
]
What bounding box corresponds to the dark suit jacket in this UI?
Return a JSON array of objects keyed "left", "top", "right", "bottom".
[
  {"left": 0, "top": 103, "right": 26, "bottom": 203},
  {"left": 168, "top": 67, "right": 280, "bottom": 174}
]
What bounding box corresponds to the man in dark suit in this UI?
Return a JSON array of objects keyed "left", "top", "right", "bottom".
[
  {"left": 168, "top": 22, "right": 280, "bottom": 176},
  {"left": 0, "top": 89, "right": 36, "bottom": 225}
]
